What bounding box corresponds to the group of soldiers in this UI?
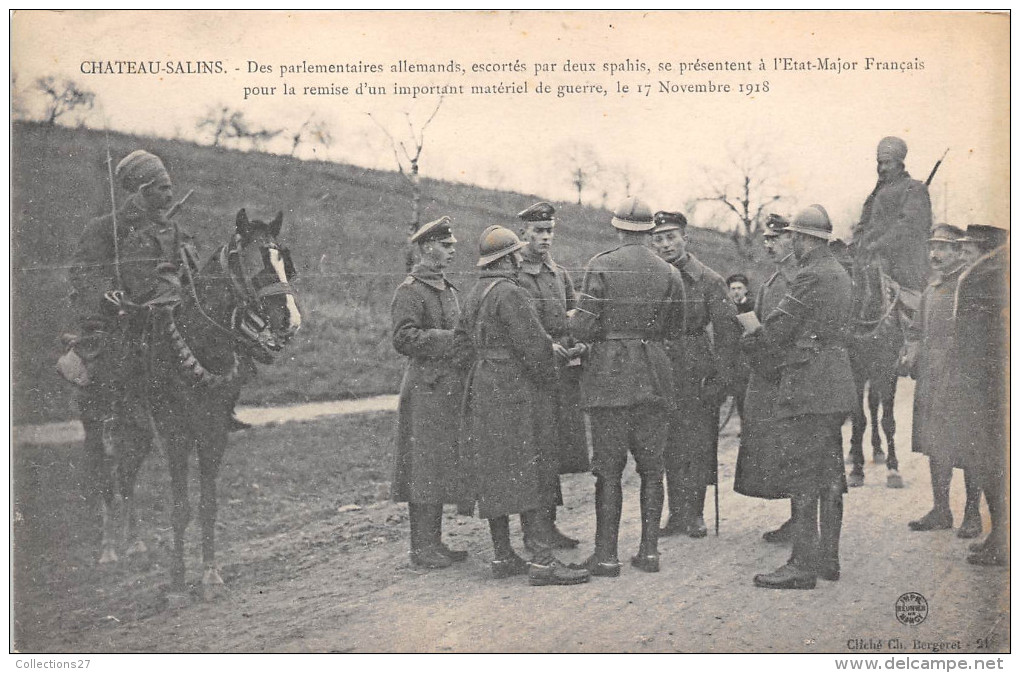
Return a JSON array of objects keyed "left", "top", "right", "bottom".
[{"left": 390, "top": 134, "right": 1009, "bottom": 590}]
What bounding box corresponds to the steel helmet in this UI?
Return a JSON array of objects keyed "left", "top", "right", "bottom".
[{"left": 476, "top": 225, "right": 527, "bottom": 267}]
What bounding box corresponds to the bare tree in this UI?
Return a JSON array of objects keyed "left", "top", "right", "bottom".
[
  {"left": 596, "top": 161, "right": 646, "bottom": 206},
  {"left": 289, "top": 115, "right": 335, "bottom": 159},
  {"left": 35, "top": 76, "right": 95, "bottom": 126},
  {"left": 367, "top": 97, "right": 445, "bottom": 270},
  {"left": 693, "top": 140, "right": 787, "bottom": 257},
  {"left": 556, "top": 142, "right": 601, "bottom": 205},
  {"left": 197, "top": 106, "right": 281, "bottom": 151}
]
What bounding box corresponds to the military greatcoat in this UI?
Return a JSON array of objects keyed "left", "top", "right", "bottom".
[
  {"left": 853, "top": 171, "right": 932, "bottom": 291},
  {"left": 744, "top": 245, "right": 856, "bottom": 496},
  {"left": 457, "top": 269, "right": 558, "bottom": 519},
  {"left": 391, "top": 265, "right": 465, "bottom": 504},
  {"left": 734, "top": 254, "right": 796, "bottom": 499},
  {"left": 906, "top": 264, "right": 969, "bottom": 467},
  {"left": 517, "top": 252, "right": 589, "bottom": 474},
  {"left": 663, "top": 253, "right": 740, "bottom": 487}
]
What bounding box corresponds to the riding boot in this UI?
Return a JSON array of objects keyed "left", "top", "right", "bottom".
[
  {"left": 521, "top": 509, "right": 550, "bottom": 555},
  {"left": 754, "top": 492, "right": 817, "bottom": 590},
  {"left": 659, "top": 461, "right": 686, "bottom": 537},
  {"left": 409, "top": 503, "right": 451, "bottom": 569},
  {"left": 429, "top": 504, "right": 467, "bottom": 562},
  {"left": 957, "top": 469, "right": 983, "bottom": 539},
  {"left": 685, "top": 484, "right": 708, "bottom": 538},
  {"left": 489, "top": 515, "right": 528, "bottom": 578},
  {"left": 817, "top": 489, "right": 843, "bottom": 581},
  {"left": 970, "top": 466, "right": 1008, "bottom": 565},
  {"left": 631, "top": 474, "right": 663, "bottom": 572},
  {"left": 572, "top": 475, "right": 623, "bottom": 577},
  {"left": 909, "top": 458, "right": 953, "bottom": 530},
  {"left": 547, "top": 506, "right": 579, "bottom": 548},
  {"left": 764, "top": 501, "right": 797, "bottom": 544}
]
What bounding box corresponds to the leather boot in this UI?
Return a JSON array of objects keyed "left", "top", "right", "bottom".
[
  {"left": 817, "top": 489, "right": 843, "bottom": 581},
  {"left": 489, "top": 516, "right": 528, "bottom": 578},
  {"left": 909, "top": 459, "right": 953, "bottom": 531},
  {"left": 632, "top": 474, "right": 663, "bottom": 572},
  {"left": 755, "top": 493, "right": 817, "bottom": 589},
  {"left": 547, "top": 506, "right": 580, "bottom": 549},
  {"left": 521, "top": 509, "right": 590, "bottom": 586},
  {"left": 659, "top": 459, "right": 686, "bottom": 537},
  {"left": 763, "top": 502, "right": 796, "bottom": 544},
  {"left": 409, "top": 504, "right": 451, "bottom": 569},
  {"left": 685, "top": 484, "right": 708, "bottom": 538},
  {"left": 521, "top": 509, "right": 553, "bottom": 555},
  {"left": 428, "top": 504, "right": 467, "bottom": 562},
  {"left": 957, "top": 471, "right": 983, "bottom": 539},
  {"left": 571, "top": 475, "right": 623, "bottom": 577}
]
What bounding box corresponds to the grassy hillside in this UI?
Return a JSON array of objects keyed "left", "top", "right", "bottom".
[{"left": 11, "top": 122, "right": 767, "bottom": 424}]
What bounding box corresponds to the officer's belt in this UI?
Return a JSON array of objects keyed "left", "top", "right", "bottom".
[
  {"left": 602, "top": 330, "right": 660, "bottom": 341},
  {"left": 476, "top": 348, "right": 511, "bottom": 361}
]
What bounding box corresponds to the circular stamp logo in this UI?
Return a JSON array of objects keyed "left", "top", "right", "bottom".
[{"left": 895, "top": 592, "right": 929, "bottom": 626}]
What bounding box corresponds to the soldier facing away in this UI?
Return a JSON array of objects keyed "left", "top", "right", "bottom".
[
  {"left": 649, "top": 210, "right": 741, "bottom": 539},
  {"left": 457, "top": 226, "right": 590, "bottom": 586},
  {"left": 391, "top": 216, "right": 468, "bottom": 569},
  {"left": 568, "top": 197, "right": 686, "bottom": 577},
  {"left": 742, "top": 205, "right": 856, "bottom": 590},
  {"left": 515, "top": 201, "right": 588, "bottom": 553}
]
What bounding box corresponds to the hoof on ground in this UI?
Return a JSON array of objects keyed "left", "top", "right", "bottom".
[
  {"left": 847, "top": 473, "right": 864, "bottom": 488},
  {"left": 873, "top": 451, "right": 886, "bottom": 465},
  {"left": 99, "top": 547, "right": 119, "bottom": 564},
  {"left": 886, "top": 471, "right": 905, "bottom": 489},
  {"left": 165, "top": 592, "right": 190, "bottom": 610}
]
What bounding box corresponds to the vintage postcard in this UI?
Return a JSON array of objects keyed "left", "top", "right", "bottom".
[{"left": 9, "top": 10, "right": 1010, "bottom": 663}]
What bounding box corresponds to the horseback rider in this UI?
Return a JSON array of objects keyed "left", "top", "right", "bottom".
[
  {"left": 66, "top": 149, "right": 193, "bottom": 514},
  {"left": 850, "top": 136, "right": 933, "bottom": 293}
]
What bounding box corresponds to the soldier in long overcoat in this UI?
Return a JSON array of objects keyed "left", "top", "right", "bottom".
[
  {"left": 902, "top": 225, "right": 982, "bottom": 538},
  {"left": 515, "top": 201, "right": 588, "bottom": 551},
  {"left": 649, "top": 211, "right": 740, "bottom": 539},
  {"left": 733, "top": 215, "right": 800, "bottom": 542},
  {"left": 953, "top": 225, "right": 1009, "bottom": 565},
  {"left": 391, "top": 216, "right": 467, "bottom": 569},
  {"left": 457, "top": 226, "right": 589, "bottom": 586},
  {"left": 743, "top": 205, "right": 857, "bottom": 590},
  {"left": 568, "top": 197, "right": 686, "bottom": 577},
  {"left": 67, "top": 150, "right": 180, "bottom": 520},
  {"left": 851, "top": 136, "right": 933, "bottom": 293}
]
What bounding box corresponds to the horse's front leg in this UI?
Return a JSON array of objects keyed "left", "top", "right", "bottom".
[
  {"left": 198, "top": 425, "right": 229, "bottom": 601},
  {"left": 154, "top": 415, "right": 192, "bottom": 595},
  {"left": 118, "top": 414, "right": 156, "bottom": 557},
  {"left": 82, "top": 416, "right": 119, "bottom": 564},
  {"left": 847, "top": 364, "right": 867, "bottom": 487},
  {"left": 867, "top": 385, "right": 885, "bottom": 463}
]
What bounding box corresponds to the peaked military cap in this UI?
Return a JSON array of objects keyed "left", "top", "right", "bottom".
[
  {"left": 786, "top": 204, "right": 832, "bottom": 240},
  {"left": 410, "top": 215, "right": 456, "bottom": 244},
  {"left": 517, "top": 201, "right": 556, "bottom": 224},
  {"left": 611, "top": 196, "right": 655, "bottom": 232},
  {"left": 928, "top": 223, "right": 966, "bottom": 244},
  {"left": 762, "top": 213, "right": 790, "bottom": 238},
  {"left": 963, "top": 224, "right": 1009, "bottom": 250},
  {"left": 651, "top": 211, "right": 688, "bottom": 234}
]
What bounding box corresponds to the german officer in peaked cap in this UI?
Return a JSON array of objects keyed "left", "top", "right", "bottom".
[
  {"left": 514, "top": 201, "right": 588, "bottom": 552},
  {"left": 457, "top": 226, "right": 589, "bottom": 586},
  {"left": 650, "top": 210, "right": 741, "bottom": 540},
  {"left": 568, "top": 197, "right": 686, "bottom": 577},
  {"left": 742, "top": 204, "right": 856, "bottom": 589},
  {"left": 391, "top": 216, "right": 468, "bottom": 569}
]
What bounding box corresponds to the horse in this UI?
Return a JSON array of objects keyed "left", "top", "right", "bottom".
[
  {"left": 845, "top": 255, "right": 910, "bottom": 489},
  {"left": 88, "top": 208, "right": 301, "bottom": 600}
]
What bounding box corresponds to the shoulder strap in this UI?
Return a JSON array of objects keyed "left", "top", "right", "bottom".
[{"left": 473, "top": 278, "right": 508, "bottom": 347}]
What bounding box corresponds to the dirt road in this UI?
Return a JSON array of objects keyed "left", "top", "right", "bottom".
[{"left": 11, "top": 381, "right": 1010, "bottom": 653}]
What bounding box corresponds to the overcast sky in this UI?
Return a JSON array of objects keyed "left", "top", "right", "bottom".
[{"left": 11, "top": 10, "right": 1009, "bottom": 239}]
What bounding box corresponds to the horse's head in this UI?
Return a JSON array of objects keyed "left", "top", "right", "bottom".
[{"left": 228, "top": 209, "right": 302, "bottom": 362}]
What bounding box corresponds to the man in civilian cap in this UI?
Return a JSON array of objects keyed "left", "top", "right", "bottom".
[
  {"left": 953, "top": 224, "right": 1009, "bottom": 565},
  {"left": 851, "top": 136, "right": 933, "bottom": 293},
  {"left": 726, "top": 274, "right": 755, "bottom": 315},
  {"left": 649, "top": 210, "right": 740, "bottom": 539},
  {"left": 457, "top": 225, "right": 589, "bottom": 586},
  {"left": 514, "top": 201, "right": 588, "bottom": 552},
  {"left": 391, "top": 216, "right": 469, "bottom": 569},
  {"left": 734, "top": 213, "right": 802, "bottom": 544},
  {"left": 901, "top": 224, "right": 983, "bottom": 540},
  {"left": 742, "top": 204, "right": 856, "bottom": 589},
  {"left": 567, "top": 197, "right": 685, "bottom": 576},
  {"left": 959, "top": 223, "right": 1010, "bottom": 269},
  {"left": 67, "top": 149, "right": 191, "bottom": 527}
]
